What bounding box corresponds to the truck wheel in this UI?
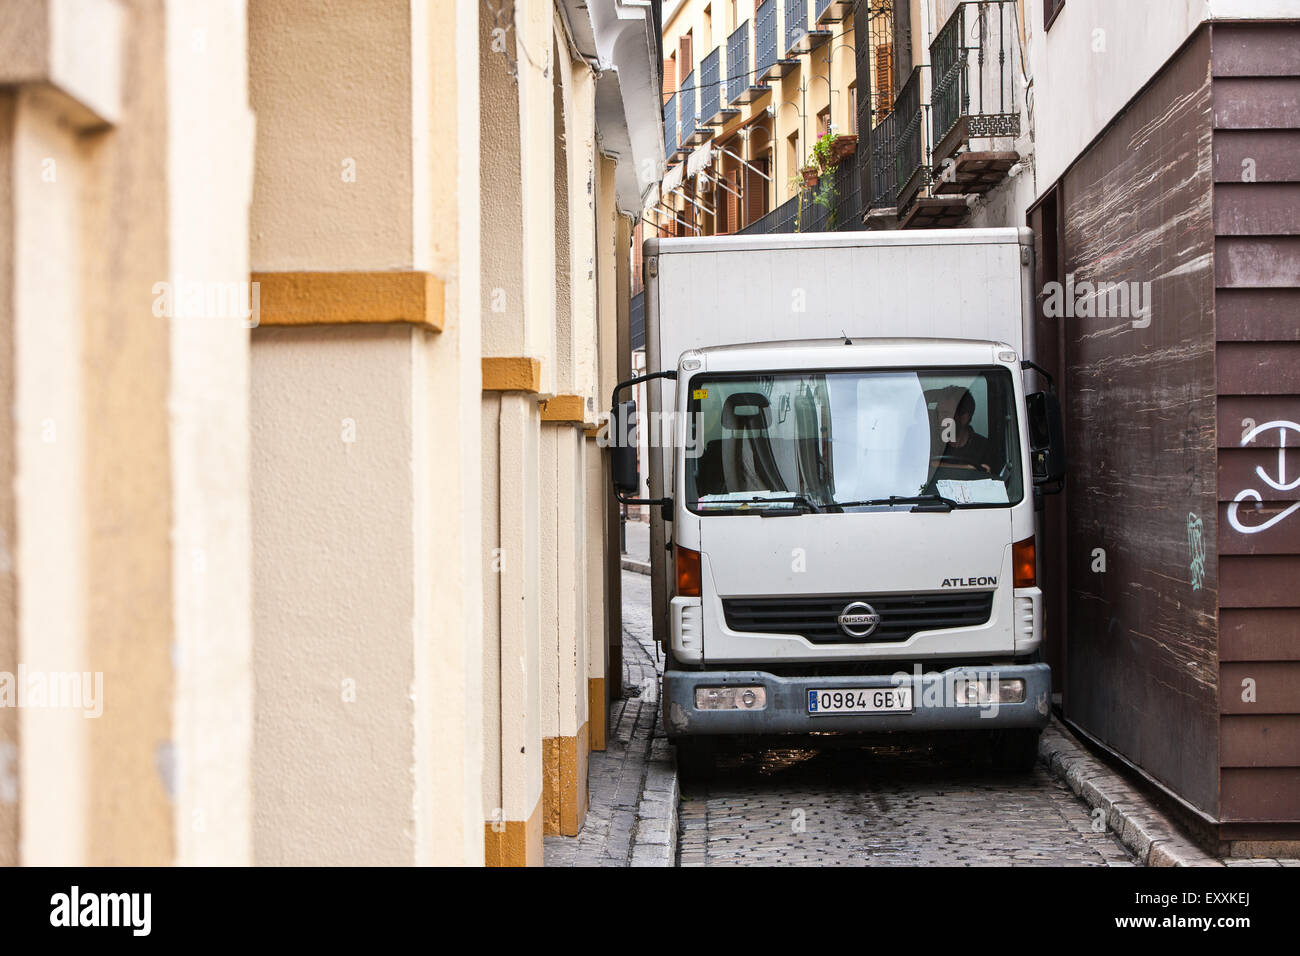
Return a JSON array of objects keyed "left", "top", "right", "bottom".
[
  {"left": 673, "top": 737, "right": 716, "bottom": 782},
  {"left": 990, "top": 729, "right": 1041, "bottom": 772}
]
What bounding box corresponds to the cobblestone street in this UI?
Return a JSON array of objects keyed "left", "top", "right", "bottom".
[{"left": 677, "top": 746, "right": 1136, "bottom": 866}]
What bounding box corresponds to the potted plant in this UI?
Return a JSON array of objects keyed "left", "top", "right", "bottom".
[{"left": 800, "top": 164, "right": 820, "bottom": 188}]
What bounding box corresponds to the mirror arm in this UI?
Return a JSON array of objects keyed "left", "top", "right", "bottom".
[
  {"left": 610, "top": 370, "right": 678, "bottom": 509},
  {"left": 1020, "top": 359, "right": 1055, "bottom": 392}
]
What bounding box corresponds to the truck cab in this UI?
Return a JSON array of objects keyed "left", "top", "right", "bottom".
[{"left": 614, "top": 337, "right": 1065, "bottom": 773}]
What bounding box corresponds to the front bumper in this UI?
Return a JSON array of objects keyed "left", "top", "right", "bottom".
[{"left": 662, "top": 662, "right": 1051, "bottom": 736}]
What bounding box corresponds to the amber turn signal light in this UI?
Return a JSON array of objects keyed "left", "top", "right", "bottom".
[
  {"left": 1013, "top": 535, "right": 1036, "bottom": 588},
  {"left": 675, "top": 544, "right": 701, "bottom": 597}
]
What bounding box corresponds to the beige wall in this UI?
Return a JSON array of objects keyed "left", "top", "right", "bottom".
[
  {"left": 0, "top": 0, "right": 639, "bottom": 868},
  {"left": 0, "top": 0, "right": 255, "bottom": 865}
]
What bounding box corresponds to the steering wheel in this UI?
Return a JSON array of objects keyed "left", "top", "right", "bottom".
[{"left": 931, "top": 454, "right": 979, "bottom": 470}]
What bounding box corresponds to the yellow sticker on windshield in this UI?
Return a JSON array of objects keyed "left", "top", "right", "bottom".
[{"left": 693, "top": 389, "right": 708, "bottom": 400}]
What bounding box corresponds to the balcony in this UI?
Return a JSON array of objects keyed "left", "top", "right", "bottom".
[
  {"left": 784, "top": 0, "right": 831, "bottom": 57},
  {"left": 867, "top": 67, "right": 971, "bottom": 228},
  {"left": 700, "top": 47, "right": 739, "bottom": 126},
  {"left": 726, "top": 22, "right": 769, "bottom": 106},
  {"left": 756, "top": 0, "right": 798, "bottom": 81},
  {"left": 814, "top": 0, "right": 853, "bottom": 26},
  {"left": 928, "top": 0, "right": 1021, "bottom": 193},
  {"left": 679, "top": 69, "right": 711, "bottom": 147},
  {"left": 736, "top": 155, "right": 864, "bottom": 236}
]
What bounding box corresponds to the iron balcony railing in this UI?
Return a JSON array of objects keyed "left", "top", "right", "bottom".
[
  {"left": 737, "top": 194, "right": 799, "bottom": 236},
  {"left": 815, "top": 0, "right": 832, "bottom": 21},
  {"left": 726, "top": 23, "right": 750, "bottom": 104},
  {"left": 679, "top": 70, "right": 697, "bottom": 141},
  {"left": 700, "top": 48, "right": 721, "bottom": 121},
  {"left": 892, "top": 67, "right": 928, "bottom": 207},
  {"left": 756, "top": 0, "right": 778, "bottom": 76},
  {"left": 784, "top": 0, "right": 808, "bottom": 53},
  {"left": 736, "top": 160, "right": 864, "bottom": 236},
  {"left": 869, "top": 100, "right": 898, "bottom": 207},
  {"left": 663, "top": 93, "right": 677, "bottom": 155},
  {"left": 930, "top": 0, "right": 1020, "bottom": 158}
]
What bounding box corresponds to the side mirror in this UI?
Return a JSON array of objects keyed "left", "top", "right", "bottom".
[
  {"left": 1026, "top": 391, "right": 1066, "bottom": 492},
  {"left": 612, "top": 400, "right": 640, "bottom": 494},
  {"left": 609, "top": 368, "right": 676, "bottom": 508}
]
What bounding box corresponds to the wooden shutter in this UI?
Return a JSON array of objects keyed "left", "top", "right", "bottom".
[
  {"left": 679, "top": 34, "right": 693, "bottom": 85},
  {"left": 874, "top": 43, "right": 894, "bottom": 121},
  {"left": 725, "top": 171, "right": 740, "bottom": 234},
  {"left": 744, "top": 158, "right": 769, "bottom": 226}
]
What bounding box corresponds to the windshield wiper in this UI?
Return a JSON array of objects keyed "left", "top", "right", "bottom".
[
  {"left": 744, "top": 494, "right": 825, "bottom": 515},
  {"left": 831, "top": 494, "right": 957, "bottom": 513}
]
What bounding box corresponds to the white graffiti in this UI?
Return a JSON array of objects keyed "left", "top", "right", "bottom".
[{"left": 1227, "top": 420, "right": 1300, "bottom": 535}]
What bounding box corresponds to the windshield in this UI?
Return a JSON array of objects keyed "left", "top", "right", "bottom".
[{"left": 685, "top": 367, "right": 1023, "bottom": 514}]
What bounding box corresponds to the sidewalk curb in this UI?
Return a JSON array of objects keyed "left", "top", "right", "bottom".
[
  {"left": 1039, "top": 717, "right": 1222, "bottom": 867},
  {"left": 629, "top": 721, "right": 680, "bottom": 866},
  {"left": 621, "top": 557, "right": 651, "bottom": 575}
]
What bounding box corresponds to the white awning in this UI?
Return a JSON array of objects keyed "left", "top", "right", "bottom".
[
  {"left": 661, "top": 162, "right": 684, "bottom": 195},
  {"left": 687, "top": 144, "right": 714, "bottom": 179}
]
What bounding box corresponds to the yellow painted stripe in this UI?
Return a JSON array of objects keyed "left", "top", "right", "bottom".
[
  {"left": 482, "top": 356, "right": 542, "bottom": 393},
  {"left": 251, "top": 271, "right": 444, "bottom": 331}
]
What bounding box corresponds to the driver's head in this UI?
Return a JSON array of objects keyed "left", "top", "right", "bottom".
[{"left": 956, "top": 390, "right": 976, "bottom": 426}]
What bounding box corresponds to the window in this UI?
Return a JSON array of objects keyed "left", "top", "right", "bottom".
[
  {"left": 685, "top": 368, "right": 1025, "bottom": 514},
  {"left": 679, "top": 32, "right": 693, "bottom": 84},
  {"left": 817, "top": 106, "right": 831, "bottom": 139},
  {"left": 786, "top": 130, "right": 800, "bottom": 188},
  {"left": 848, "top": 83, "right": 858, "bottom": 134},
  {"left": 703, "top": 5, "right": 712, "bottom": 49}
]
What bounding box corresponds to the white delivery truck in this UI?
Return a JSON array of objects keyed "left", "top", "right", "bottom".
[{"left": 610, "top": 228, "right": 1066, "bottom": 775}]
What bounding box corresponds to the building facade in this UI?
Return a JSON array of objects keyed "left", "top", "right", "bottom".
[
  {"left": 648, "top": 0, "right": 864, "bottom": 240},
  {"left": 0, "top": 0, "right": 661, "bottom": 866}
]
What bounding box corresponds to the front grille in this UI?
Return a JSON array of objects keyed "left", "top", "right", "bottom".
[{"left": 721, "top": 592, "right": 995, "bottom": 644}]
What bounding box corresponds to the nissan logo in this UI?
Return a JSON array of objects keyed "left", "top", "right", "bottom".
[{"left": 838, "top": 601, "right": 880, "bottom": 638}]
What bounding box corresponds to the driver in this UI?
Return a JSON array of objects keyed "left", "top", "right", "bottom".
[{"left": 941, "top": 390, "right": 996, "bottom": 473}]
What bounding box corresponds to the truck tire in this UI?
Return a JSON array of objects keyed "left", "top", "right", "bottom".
[
  {"left": 673, "top": 737, "right": 717, "bottom": 782},
  {"left": 990, "top": 729, "right": 1041, "bottom": 772}
]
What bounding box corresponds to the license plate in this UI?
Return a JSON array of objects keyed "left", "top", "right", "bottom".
[{"left": 807, "top": 687, "right": 913, "bottom": 715}]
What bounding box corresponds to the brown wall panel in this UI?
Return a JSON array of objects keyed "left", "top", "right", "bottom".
[
  {"left": 1213, "top": 183, "right": 1300, "bottom": 235},
  {"left": 1211, "top": 24, "right": 1300, "bottom": 77},
  {"left": 1222, "top": 715, "right": 1300, "bottom": 766},
  {"left": 1214, "top": 289, "right": 1300, "bottom": 341},
  {"left": 1215, "top": 237, "right": 1300, "bottom": 288},
  {"left": 1060, "top": 29, "right": 1219, "bottom": 815},
  {"left": 1213, "top": 130, "right": 1300, "bottom": 183},
  {"left": 1213, "top": 78, "right": 1300, "bottom": 129},
  {"left": 1219, "top": 554, "right": 1300, "bottom": 607},
  {"left": 1219, "top": 449, "right": 1300, "bottom": 499},
  {"left": 1221, "top": 767, "right": 1300, "bottom": 821},
  {"left": 1216, "top": 342, "right": 1300, "bottom": 394},
  {"left": 1218, "top": 396, "right": 1300, "bottom": 437},
  {"left": 1217, "top": 502, "right": 1300, "bottom": 553},
  {"left": 1211, "top": 22, "right": 1300, "bottom": 829},
  {"left": 1220, "top": 662, "right": 1300, "bottom": 714},
  {"left": 1221, "top": 608, "right": 1300, "bottom": 661}
]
